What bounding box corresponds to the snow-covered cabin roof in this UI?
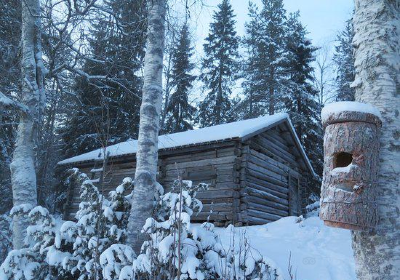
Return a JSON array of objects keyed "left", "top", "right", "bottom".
[{"left": 58, "top": 113, "right": 315, "bottom": 176}]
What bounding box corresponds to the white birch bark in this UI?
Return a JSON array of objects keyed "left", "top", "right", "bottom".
[
  {"left": 351, "top": 0, "right": 400, "bottom": 279},
  {"left": 10, "top": 0, "right": 44, "bottom": 249},
  {"left": 126, "top": 0, "right": 166, "bottom": 254}
]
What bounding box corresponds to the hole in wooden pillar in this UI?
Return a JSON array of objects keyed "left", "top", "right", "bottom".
[{"left": 334, "top": 152, "right": 353, "bottom": 168}]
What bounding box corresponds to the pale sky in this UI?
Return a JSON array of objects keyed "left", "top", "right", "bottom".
[
  {"left": 168, "top": 0, "right": 355, "bottom": 103},
  {"left": 189, "top": 0, "right": 354, "bottom": 56}
]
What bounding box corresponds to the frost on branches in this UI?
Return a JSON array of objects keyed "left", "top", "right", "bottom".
[
  {"left": 0, "top": 215, "right": 11, "bottom": 263},
  {"left": 0, "top": 169, "right": 134, "bottom": 280},
  {"left": 0, "top": 170, "right": 281, "bottom": 280}
]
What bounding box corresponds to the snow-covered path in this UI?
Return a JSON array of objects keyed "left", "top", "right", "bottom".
[{"left": 213, "top": 216, "right": 356, "bottom": 280}]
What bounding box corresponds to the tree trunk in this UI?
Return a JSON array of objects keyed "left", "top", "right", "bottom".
[
  {"left": 10, "top": 0, "right": 44, "bottom": 249},
  {"left": 351, "top": 0, "right": 400, "bottom": 278},
  {"left": 127, "top": 0, "right": 166, "bottom": 254}
]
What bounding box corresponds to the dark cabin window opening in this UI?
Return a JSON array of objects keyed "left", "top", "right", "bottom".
[{"left": 333, "top": 152, "right": 353, "bottom": 168}]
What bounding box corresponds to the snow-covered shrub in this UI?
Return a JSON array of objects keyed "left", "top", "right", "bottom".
[
  {"left": 0, "top": 169, "right": 134, "bottom": 280},
  {"left": 0, "top": 215, "right": 11, "bottom": 263},
  {"left": 306, "top": 193, "right": 320, "bottom": 217},
  {"left": 129, "top": 181, "right": 223, "bottom": 280},
  {"left": 217, "top": 228, "right": 281, "bottom": 280},
  {"left": 58, "top": 169, "right": 134, "bottom": 280},
  {"left": 1, "top": 170, "right": 281, "bottom": 280},
  {"left": 0, "top": 205, "right": 57, "bottom": 280},
  {"left": 126, "top": 180, "right": 281, "bottom": 280}
]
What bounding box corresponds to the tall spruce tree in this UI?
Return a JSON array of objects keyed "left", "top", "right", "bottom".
[
  {"left": 61, "top": 0, "right": 147, "bottom": 158},
  {"left": 283, "top": 12, "right": 323, "bottom": 176},
  {"left": 164, "top": 24, "right": 196, "bottom": 133},
  {"left": 242, "top": 0, "right": 287, "bottom": 118},
  {"left": 197, "top": 0, "right": 239, "bottom": 127},
  {"left": 333, "top": 18, "right": 356, "bottom": 101}
]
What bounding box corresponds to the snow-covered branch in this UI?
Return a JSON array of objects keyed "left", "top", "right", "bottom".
[{"left": 0, "top": 92, "right": 29, "bottom": 115}]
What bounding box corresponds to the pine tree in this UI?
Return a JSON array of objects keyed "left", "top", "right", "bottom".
[
  {"left": 197, "top": 0, "right": 239, "bottom": 127},
  {"left": 61, "top": 0, "right": 147, "bottom": 158},
  {"left": 164, "top": 24, "right": 196, "bottom": 133},
  {"left": 242, "top": 0, "right": 287, "bottom": 118},
  {"left": 283, "top": 12, "right": 323, "bottom": 176},
  {"left": 333, "top": 18, "right": 355, "bottom": 101}
]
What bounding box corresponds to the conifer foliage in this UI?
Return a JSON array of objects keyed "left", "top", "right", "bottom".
[
  {"left": 164, "top": 24, "right": 196, "bottom": 133},
  {"left": 283, "top": 12, "right": 323, "bottom": 176},
  {"left": 242, "top": 0, "right": 287, "bottom": 118},
  {"left": 61, "top": 0, "right": 147, "bottom": 158},
  {"left": 333, "top": 19, "right": 355, "bottom": 102},
  {"left": 197, "top": 0, "right": 239, "bottom": 127}
]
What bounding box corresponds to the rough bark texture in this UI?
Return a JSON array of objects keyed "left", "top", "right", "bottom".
[
  {"left": 126, "top": 0, "right": 166, "bottom": 254},
  {"left": 320, "top": 111, "right": 381, "bottom": 230},
  {"left": 10, "top": 0, "right": 44, "bottom": 249},
  {"left": 352, "top": 0, "right": 400, "bottom": 279}
]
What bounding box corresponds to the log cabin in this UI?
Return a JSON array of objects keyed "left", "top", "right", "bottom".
[{"left": 58, "top": 113, "right": 317, "bottom": 226}]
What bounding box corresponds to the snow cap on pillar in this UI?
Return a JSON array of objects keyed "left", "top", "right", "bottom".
[{"left": 320, "top": 101, "right": 382, "bottom": 231}]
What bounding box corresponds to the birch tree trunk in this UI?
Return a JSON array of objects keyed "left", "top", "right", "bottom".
[
  {"left": 10, "top": 0, "right": 44, "bottom": 249},
  {"left": 127, "top": 0, "right": 166, "bottom": 254},
  {"left": 351, "top": 0, "right": 400, "bottom": 278}
]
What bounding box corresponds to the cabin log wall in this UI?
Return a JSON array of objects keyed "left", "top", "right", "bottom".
[
  {"left": 64, "top": 124, "right": 313, "bottom": 225},
  {"left": 240, "top": 126, "right": 305, "bottom": 225}
]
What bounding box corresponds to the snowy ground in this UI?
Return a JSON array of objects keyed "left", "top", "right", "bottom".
[{"left": 212, "top": 216, "right": 356, "bottom": 280}]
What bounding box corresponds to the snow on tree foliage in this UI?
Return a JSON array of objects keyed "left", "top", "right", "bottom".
[
  {"left": 0, "top": 215, "right": 11, "bottom": 263},
  {"left": 242, "top": 0, "right": 287, "bottom": 117},
  {"left": 0, "top": 169, "right": 134, "bottom": 280},
  {"left": 282, "top": 12, "right": 323, "bottom": 177},
  {"left": 197, "top": 0, "right": 240, "bottom": 127},
  {"left": 164, "top": 24, "right": 196, "bottom": 133},
  {"left": 333, "top": 18, "right": 356, "bottom": 102},
  {"left": 0, "top": 170, "right": 282, "bottom": 280},
  {"left": 60, "top": 0, "right": 147, "bottom": 158}
]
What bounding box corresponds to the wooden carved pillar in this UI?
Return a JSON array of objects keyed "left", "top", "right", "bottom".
[{"left": 320, "top": 102, "right": 382, "bottom": 230}]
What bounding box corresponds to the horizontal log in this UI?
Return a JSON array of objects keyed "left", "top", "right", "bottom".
[
  {"left": 161, "top": 142, "right": 235, "bottom": 164},
  {"left": 249, "top": 141, "right": 299, "bottom": 170},
  {"left": 241, "top": 194, "right": 288, "bottom": 211},
  {"left": 165, "top": 156, "right": 237, "bottom": 171},
  {"left": 244, "top": 181, "right": 288, "bottom": 199},
  {"left": 243, "top": 201, "right": 288, "bottom": 217},
  {"left": 192, "top": 212, "right": 234, "bottom": 222},
  {"left": 247, "top": 209, "right": 282, "bottom": 222},
  {"left": 247, "top": 216, "right": 275, "bottom": 225},
  {"left": 196, "top": 189, "right": 239, "bottom": 199},
  {"left": 202, "top": 203, "right": 235, "bottom": 213},
  {"left": 247, "top": 154, "right": 287, "bottom": 179},
  {"left": 246, "top": 162, "right": 287, "bottom": 182},
  {"left": 260, "top": 133, "right": 291, "bottom": 153},
  {"left": 249, "top": 149, "right": 301, "bottom": 179},
  {"left": 246, "top": 168, "right": 287, "bottom": 188},
  {"left": 163, "top": 181, "right": 239, "bottom": 191},
  {"left": 246, "top": 175, "right": 289, "bottom": 194},
  {"left": 255, "top": 134, "right": 296, "bottom": 160},
  {"left": 244, "top": 187, "right": 289, "bottom": 206}
]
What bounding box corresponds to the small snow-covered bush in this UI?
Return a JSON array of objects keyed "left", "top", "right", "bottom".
[
  {"left": 129, "top": 181, "right": 224, "bottom": 280},
  {"left": 0, "top": 169, "right": 281, "bottom": 280},
  {"left": 0, "top": 169, "right": 134, "bottom": 280},
  {"left": 0, "top": 215, "right": 11, "bottom": 263},
  {"left": 306, "top": 193, "right": 320, "bottom": 217},
  {"left": 128, "top": 180, "right": 281, "bottom": 280}
]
